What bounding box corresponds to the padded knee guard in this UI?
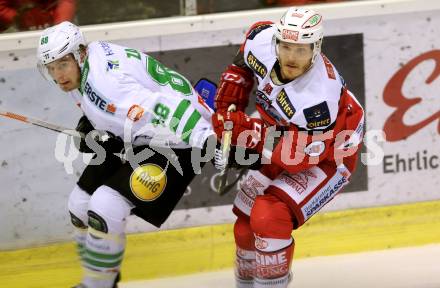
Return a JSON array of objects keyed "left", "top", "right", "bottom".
[
  {"left": 250, "top": 194, "right": 293, "bottom": 240},
  {"left": 88, "top": 185, "right": 134, "bottom": 234},
  {"left": 68, "top": 185, "right": 91, "bottom": 229},
  {"left": 81, "top": 186, "right": 134, "bottom": 288},
  {"left": 234, "top": 215, "right": 255, "bottom": 251}
]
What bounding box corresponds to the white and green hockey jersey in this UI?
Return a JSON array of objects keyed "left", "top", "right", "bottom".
[{"left": 69, "top": 41, "right": 214, "bottom": 149}]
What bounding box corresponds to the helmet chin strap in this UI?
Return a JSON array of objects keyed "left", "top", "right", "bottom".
[
  {"left": 311, "top": 38, "right": 323, "bottom": 65},
  {"left": 75, "top": 45, "right": 88, "bottom": 69}
]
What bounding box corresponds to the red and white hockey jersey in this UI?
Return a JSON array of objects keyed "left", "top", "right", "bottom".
[{"left": 237, "top": 23, "right": 364, "bottom": 174}]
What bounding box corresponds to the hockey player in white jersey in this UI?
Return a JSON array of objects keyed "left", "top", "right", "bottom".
[
  {"left": 37, "top": 21, "right": 215, "bottom": 288},
  {"left": 212, "top": 7, "right": 364, "bottom": 288}
]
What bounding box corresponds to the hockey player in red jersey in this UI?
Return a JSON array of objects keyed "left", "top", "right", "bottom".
[{"left": 212, "top": 7, "right": 364, "bottom": 288}]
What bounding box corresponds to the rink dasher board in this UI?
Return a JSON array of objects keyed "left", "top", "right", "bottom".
[
  {"left": 0, "top": 200, "right": 439, "bottom": 287},
  {"left": 0, "top": 0, "right": 439, "bottom": 249}
]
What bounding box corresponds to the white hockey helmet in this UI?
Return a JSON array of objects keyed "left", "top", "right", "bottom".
[
  {"left": 274, "top": 7, "right": 324, "bottom": 63},
  {"left": 37, "top": 21, "right": 86, "bottom": 66}
]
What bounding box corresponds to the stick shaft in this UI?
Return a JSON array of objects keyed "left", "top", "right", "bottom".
[
  {"left": 216, "top": 104, "right": 236, "bottom": 194},
  {"left": 0, "top": 109, "right": 83, "bottom": 138}
]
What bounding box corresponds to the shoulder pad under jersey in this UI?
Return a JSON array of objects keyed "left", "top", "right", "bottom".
[{"left": 246, "top": 21, "right": 273, "bottom": 40}]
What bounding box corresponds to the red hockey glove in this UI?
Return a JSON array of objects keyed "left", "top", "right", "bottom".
[
  {"left": 215, "top": 65, "right": 254, "bottom": 113},
  {"left": 212, "top": 111, "right": 266, "bottom": 152}
]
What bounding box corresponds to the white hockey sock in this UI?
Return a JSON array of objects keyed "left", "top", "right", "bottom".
[
  {"left": 74, "top": 227, "right": 87, "bottom": 263},
  {"left": 235, "top": 248, "right": 256, "bottom": 288},
  {"left": 254, "top": 237, "right": 294, "bottom": 288},
  {"left": 254, "top": 272, "right": 292, "bottom": 288},
  {"left": 82, "top": 227, "right": 125, "bottom": 288}
]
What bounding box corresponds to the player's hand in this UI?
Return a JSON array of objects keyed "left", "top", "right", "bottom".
[
  {"left": 75, "top": 115, "right": 94, "bottom": 135},
  {"left": 75, "top": 116, "right": 124, "bottom": 153},
  {"left": 215, "top": 65, "right": 254, "bottom": 113},
  {"left": 75, "top": 115, "right": 94, "bottom": 152},
  {"left": 96, "top": 131, "right": 125, "bottom": 154},
  {"left": 77, "top": 130, "right": 125, "bottom": 154},
  {"left": 212, "top": 111, "right": 265, "bottom": 152}
]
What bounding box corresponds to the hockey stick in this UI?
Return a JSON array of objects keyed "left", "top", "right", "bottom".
[
  {"left": 0, "top": 108, "right": 83, "bottom": 138},
  {"left": 216, "top": 104, "right": 237, "bottom": 194},
  {"left": 213, "top": 166, "right": 247, "bottom": 196},
  {"left": 195, "top": 79, "right": 247, "bottom": 195},
  {"left": 0, "top": 79, "right": 218, "bottom": 139}
]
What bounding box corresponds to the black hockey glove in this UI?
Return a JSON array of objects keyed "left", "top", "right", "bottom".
[
  {"left": 75, "top": 115, "right": 94, "bottom": 136},
  {"left": 75, "top": 115, "right": 125, "bottom": 153}
]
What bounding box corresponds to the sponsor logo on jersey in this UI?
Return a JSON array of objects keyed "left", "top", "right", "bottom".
[
  {"left": 106, "top": 103, "right": 117, "bottom": 114},
  {"left": 337, "top": 165, "right": 351, "bottom": 179},
  {"left": 106, "top": 60, "right": 119, "bottom": 71},
  {"left": 247, "top": 23, "right": 272, "bottom": 40},
  {"left": 127, "top": 104, "right": 144, "bottom": 122},
  {"left": 282, "top": 29, "right": 299, "bottom": 41},
  {"left": 130, "top": 164, "right": 167, "bottom": 202},
  {"left": 280, "top": 170, "right": 319, "bottom": 195},
  {"left": 241, "top": 175, "right": 264, "bottom": 199},
  {"left": 99, "top": 41, "right": 114, "bottom": 56},
  {"left": 301, "top": 174, "right": 347, "bottom": 219},
  {"left": 276, "top": 89, "right": 296, "bottom": 119},
  {"left": 256, "top": 90, "right": 271, "bottom": 104},
  {"left": 303, "top": 101, "right": 331, "bottom": 129},
  {"left": 247, "top": 51, "right": 267, "bottom": 79},
  {"left": 83, "top": 82, "right": 116, "bottom": 115}
]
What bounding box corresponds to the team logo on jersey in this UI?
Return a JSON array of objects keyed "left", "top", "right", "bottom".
[
  {"left": 276, "top": 89, "right": 296, "bottom": 119},
  {"left": 303, "top": 101, "right": 331, "bottom": 129},
  {"left": 83, "top": 82, "right": 116, "bottom": 115},
  {"left": 247, "top": 51, "right": 267, "bottom": 79},
  {"left": 255, "top": 236, "right": 269, "bottom": 250},
  {"left": 130, "top": 164, "right": 167, "bottom": 202},
  {"left": 127, "top": 104, "right": 144, "bottom": 122},
  {"left": 106, "top": 60, "right": 119, "bottom": 71}
]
